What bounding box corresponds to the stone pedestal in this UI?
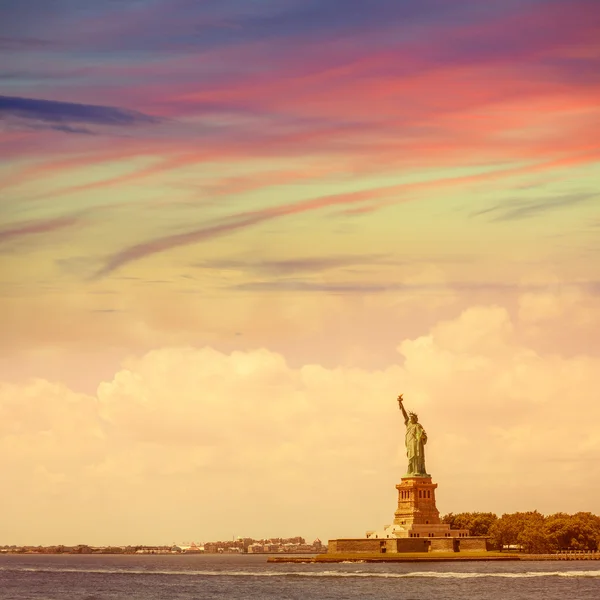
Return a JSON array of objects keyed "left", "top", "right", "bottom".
[
  {"left": 363, "top": 476, "right": 469, "bottom": 540},
  {"left": 393, "top": 476, "right": 440, "bottom": 527},
  {"left": 332, "top": 475, "right": 482, "bottom": 552}
]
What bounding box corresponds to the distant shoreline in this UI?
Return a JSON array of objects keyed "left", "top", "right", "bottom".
[{"left": 0, "top": 551, "right": 322, "bottom": 556}]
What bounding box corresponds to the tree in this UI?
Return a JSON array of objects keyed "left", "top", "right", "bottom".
[
  {"left": 442, "top": 512, "right": 498, "bottom": 537},
  {"left": 546, "top": 512, "right": 600, "bottom": 551},
  {"left": 517, "top": 514, "right": 551, "bottom": 554},
  {"left": 489, "top": 511, "right": 547, "bottom": 551}
]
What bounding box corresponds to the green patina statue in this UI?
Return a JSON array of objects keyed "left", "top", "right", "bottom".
[{"left": 397, "top": 394, "right": 430, "bottom": 477}]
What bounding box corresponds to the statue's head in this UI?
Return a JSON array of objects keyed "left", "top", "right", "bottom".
[{"left": 409, "top": 412, "right": 418, "bottom": 423}]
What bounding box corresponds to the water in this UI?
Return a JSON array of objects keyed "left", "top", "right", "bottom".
[{"left": 1, "top": 554, "right": 599, "bottom": 600}]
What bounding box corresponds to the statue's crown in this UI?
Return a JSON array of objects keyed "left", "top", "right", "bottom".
[{"left": 409, "top": 411, "right": 418, "bottom": 419}]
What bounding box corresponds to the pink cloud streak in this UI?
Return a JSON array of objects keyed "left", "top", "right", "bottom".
[
  {"left": 94, "top": 149, "right": 600, "bottom": 278},
  {"left": 0, "top": 214, "right": 83, "bottom": 244}
]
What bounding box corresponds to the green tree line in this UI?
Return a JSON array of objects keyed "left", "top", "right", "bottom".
[{"left": 442, "top": 511, "right": 600, "bottom": 553}]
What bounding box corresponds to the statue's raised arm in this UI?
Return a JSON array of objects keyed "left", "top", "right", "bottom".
[{"left": 397, "top": 394, "right": 409, "bottom": 425}]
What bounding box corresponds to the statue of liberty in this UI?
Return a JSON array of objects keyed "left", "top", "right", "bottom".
[{"left": 397, "top": 394, "right": 429, "bottom": 477}]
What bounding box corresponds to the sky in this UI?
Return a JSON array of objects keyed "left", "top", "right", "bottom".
[{"left": 0, "top": 0, "right": 599, "bottom": 547}]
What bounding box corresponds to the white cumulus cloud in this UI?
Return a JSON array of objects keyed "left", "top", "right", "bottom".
[{"left": 1, "top": 302, "right": 599, "bottom": 545}]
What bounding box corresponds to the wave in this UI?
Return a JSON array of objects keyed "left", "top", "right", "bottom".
[{"left": 1, "top": 567, "right": 600, "bottom": 579}]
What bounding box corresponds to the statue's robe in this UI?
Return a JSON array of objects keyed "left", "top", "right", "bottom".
[{"left": 405, "top": 421, "right": 427, "bottom": 475}]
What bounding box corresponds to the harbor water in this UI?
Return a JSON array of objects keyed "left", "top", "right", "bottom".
[{"left": 1, "top": 553, "right": 599, "bottom": 600}]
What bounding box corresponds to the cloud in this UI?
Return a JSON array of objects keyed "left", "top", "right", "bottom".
[
  {"left": 47, "top": 123, "right": 96, "bottom": 135},
  {"left": 0, "top": 0, "right": 480, "bottom": 56},
  {"left": 194, "top": 255, "right": 392, "bottom": 276},
  {"left": 0, "top": 36, "right": 57, "bottom": 50},
  {"left": 94, "top": 188, "right": 409, "bottom": 278},
  {"left": 7, "top": 0, "right": 568, "bottom": 63},
  {"left": 2, "top": 0, "right": 597, "bottom": 195},
  {"left": 234, "top": 281, "right": 396, "bottom": 293},
  {"left": 0, "top": 95, "right": 160, "bottom": 129},
  {"left": 1, "top": 302, "right": 600, "bottom": 544},
  {"left": 230, "top": 279, "right": 600, "bottom": 295},
  {"left": 472, "top": 192, "right": 599, "bottom": 221},
  {"left": 0, "top": 214, "right": 83, "bottom": 246},
  {"left": 92, "top": 155, "right": 600, "bottom": 278},
  {"left": 93, "top": 211, "right": 274, "bottom": 279}
]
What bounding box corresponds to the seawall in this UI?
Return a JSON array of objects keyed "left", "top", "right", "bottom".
[{"left": 268, "top": 552, "right": 600, "bottom": 563}]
